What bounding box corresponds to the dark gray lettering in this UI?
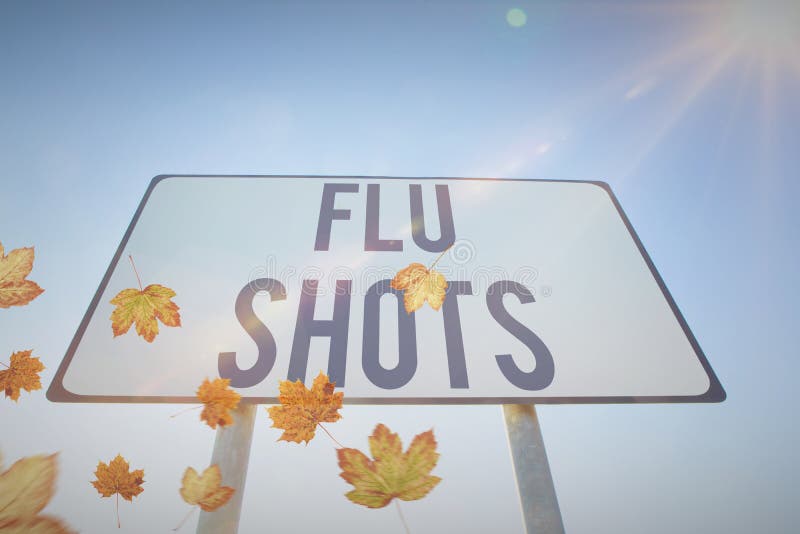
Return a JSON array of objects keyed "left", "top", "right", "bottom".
[
  {"left": 486, "top": 281, "right": 554, "bottom": 391},
  {"left": 315, "top": 183, "right": 358, "bottom": 251},
  {"left": 362, "top": 279, "right": 417, "bottom": 389},
  {"left": 410, "top": 184, "right": 456, "bottom": 252},
  {"left": 442, "top": 281, "right": 473, "bottom": 388},
  {"left": 219, "top": 278, "right": 287, "bottom": 388},
  {"left": 365, "top": 184, "right": 402, "bottom": 251},
  {"left": 288, "top": 279, "right": 352, "bottom": 385}
]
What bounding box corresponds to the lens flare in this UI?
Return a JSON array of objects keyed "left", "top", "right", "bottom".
[
  {"left": 722, "top": 0, "right": 800, "bottom": 55},
  {"left": 506, "top": 8, "right": 527, "bottom": 28}
]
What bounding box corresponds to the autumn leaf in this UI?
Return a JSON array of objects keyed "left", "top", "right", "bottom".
[
  {"left": 92, "top": 455, "right": 145, "bottom": 500},
  {"left": 0, "top": 350, "right": 45, "bottom": 401},
  {"left": 0, "top": 452, "right": 75, "bottom": 533},
  {"left": 0, "top": 241, "right": 44, "bottom": 309},
  {"left": 179, "top": 465, "right": 234, "bottom": 512},
  {"left": 110, "top": 284, "right": 181, "bottom": 342},
  {"left": 0, "top": 453, "right": 56, "bottom": 523},
  {"left": 267, "top": 371, "right": 343, "bottom": 444},
  {"left": 391, "top": 262, "right": 448, "bottom": 314},
  {"left": 337, "top": 423, "right": 441, "bottom": 509},
  {"left": 197, "top": 378, "right": 241, "bottom": 429},
  {"left": 91, "top": 454, "right": 144, "bottom": 528},
  {"left": 0, "top": 516, "right": 75, "bottom": 534}
]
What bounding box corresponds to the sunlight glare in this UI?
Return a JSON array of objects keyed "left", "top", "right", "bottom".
[
  {"left": 721, "top": 0, "right": 800, "bottom": 56},
  {"left": 506, "top": 8, "right": 527, "bottom": 28}
]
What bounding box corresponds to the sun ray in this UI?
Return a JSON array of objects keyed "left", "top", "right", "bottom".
[
  {"left": 472, "top": 1, "right": 798, "bottom": 184},
  {"left": 618, "top": 45, "right": 740, "bottom": 183},
  {"left": 593, "top": 0, "right": 800, "bottom": 185},
  {"left": 708, "top": 53, "right": 756, "bottom": 174}
]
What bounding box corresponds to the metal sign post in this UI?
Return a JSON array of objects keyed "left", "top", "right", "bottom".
[
  {"left": 196, "top": 404, "right": 257, "bottom": 534},
  {"left": 504, "top": 404, "right": 564, "bottom": 534},
  {"left": 194, "top": 403, "right": 562, "bottom": 534}
]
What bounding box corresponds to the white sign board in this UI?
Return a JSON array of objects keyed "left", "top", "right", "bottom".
[{"left": 48, "top": 176, "right": 724, "bottom": 404}]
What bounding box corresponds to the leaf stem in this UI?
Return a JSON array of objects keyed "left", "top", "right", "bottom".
[
  {"left": 128, "top": 254, "right": 143, "bottom": 291},
  {"left": 317, "top": 423, "right": 346, "bottom": 449},
  {"left": 172, "top": 506, "right": 198, "bottom": 531},
  {"left": 395, "top": 499, "right": 411, "bottom": 534},
  {"left": 116, "top": 493, "right": 120, "bottom": 529},
  {"left": 169, "top": 405, "right": 202, "bottom": 418},
  {"left": 428, "top": 243, "right": 454, "bottom": 270}
]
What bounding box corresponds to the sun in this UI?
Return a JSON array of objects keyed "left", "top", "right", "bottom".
[
  {"left": 477, "top": 1, "right": 799, "bottom": 180},
  {"left": 641, "top": 0, "right": 800, "bottom": 79},
  {"left": 609, "top": 0, "right": 799, "bottom": 181},
  {"left": 719, "top": 0, "right": 800, "bottom": 58}
]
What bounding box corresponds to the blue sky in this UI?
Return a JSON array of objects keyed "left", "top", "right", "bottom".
[{"left": 1, "top": 1, "right": 799, "bottom": 533}]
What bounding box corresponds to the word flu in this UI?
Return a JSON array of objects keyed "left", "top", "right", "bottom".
[{"left": 219, "top": 183, "right": 553, "bottom": 392}]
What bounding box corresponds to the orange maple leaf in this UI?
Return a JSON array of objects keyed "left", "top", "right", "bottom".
[
  {"left": 267, "top": 372, "right": 343, "bottom": 444},
  {"left": 110, "top": 284, "right": 181, "bottom": 342},
  {"left": 337, "top": 423, "right": 441, "bottom": 509},
  {"left": 391, "top": 262, "right": 448, "bottom": 314},
  {"left": 0, "top": 242, "right": 44, "bottom": 309},
  {"left": 0, "top": 451, "right": 75, "bottom": 533},
  {"left": 0, "top": 350, "right": 45, "bottom": 401},
  {"left": 197, "top": 378, "right": 241, "bottom": 429},
  {"left": 91, "top": 454, "right": 144, "bottom": 528},
  {"left": 179, "top": 465, "right": 235, "bottom": 512},
  {"left": 0, "top": 516, "right": 75, "bottom": 533}
]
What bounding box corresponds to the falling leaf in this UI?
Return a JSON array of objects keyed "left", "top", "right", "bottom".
[
  {"left": 0, "top": 452, "right": 75, "bottom": 533},
  {"left": 0, "top": 242, "right": 44, "bottom": 309},
  {"left": 267, "top": 372, "right": 343, "bottom": 444},
  {"left": 110, "top": 284, "right": 181, "bottom": 342},
  {"left": 91, "top": 455, "right": 144, "bottom": 528},
  {"left": 0, "top": 516, "right": 75, "bottom": 534},
  {"left": 337, "top": 423, "right": 441, "bottom": 509},
  {"left": 179, "top": 465, "right": 234, "bottom": 512},
  {"left": 197, "top": 378, "right": 241, "bottom": 429},
  {"left": 391, "top": 262, "right": 448, "bottom": 314},
  {"left": 0, "top": 350, "right": 45, "bottom": 401},
  {"left": 91, "top": 455, "right": 145, "bottom": 501},
  {"left": 0, "top": 453, "right": 56, "bottom": 523}
]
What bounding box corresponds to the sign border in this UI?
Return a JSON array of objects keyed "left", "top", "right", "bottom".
[{"left": 47, "top": 175, "right": 726, "bottom": 405}]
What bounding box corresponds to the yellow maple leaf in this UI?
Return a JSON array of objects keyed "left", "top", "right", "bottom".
[
  {"left": 267, "top": 372, "right": 344, "bottom": 444},
  {"left": 390, "top": 262, "right": 448, "bottom": 314},
  {"left": 0, "top": 516, "right": 75, "bottom": 534},
  {"left": 337, "top": 423, "right": 441, "bottom": 509},
  {"left": 0, "top": 452, "right": 75, "bottom": 533},
  {"left": 0, "top": 453, "right": 56, "bottom": 523},
  {"left": 91, "top": 455, "right": 145, "bottom": 500},
  {"left": 91, "top": 454, "right": 144, "bottom": 528},
  {"left": 110, "top": 284, "right": 181, "bottom": 342},
  {"left": 179, "top": 465, "right": 235, "bottom": 512},
  {"left": 0, "top": 350, "right": 45, "bottom": 401},
  {"left": 197, "top": 378, "right": 241, "bottom": 429},
  {"left": 0, "top": 242, "right": 44, "bottom": 309}
]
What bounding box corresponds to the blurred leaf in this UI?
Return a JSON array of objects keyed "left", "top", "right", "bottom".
[{"left": 179, "top": 465, "right": 234, "bottom": 512}]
